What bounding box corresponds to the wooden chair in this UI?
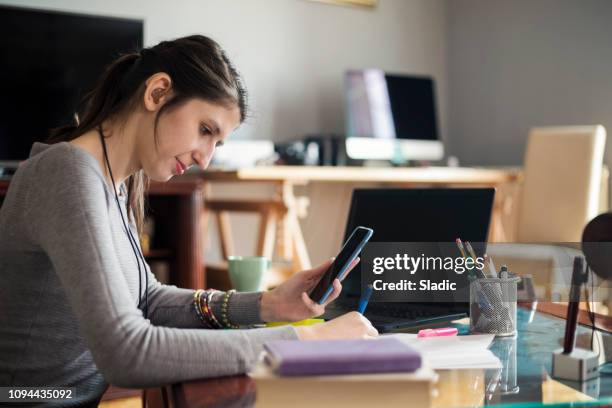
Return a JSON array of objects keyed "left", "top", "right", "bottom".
[
  {"left": 489, "top": 125, "right": 608, "bottom": 307},
  {"left": 201, "top": 185, "right": 311, "bottom": 289},
  {"left": 142, "top": 386, "right": 173, "bottom": 408},
  {"left": 516, "top": 125, "right": 607, "bottom": 242}
]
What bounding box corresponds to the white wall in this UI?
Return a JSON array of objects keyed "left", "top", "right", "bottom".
[
  {"left": 1, "top": 0, "right": 449, "bottom": 263},
  {"left": 447, "top": 0, "right": 612, "bottom": 167},
  {"left": 1, "top": 0, "right": 448, "bottom": 144}
]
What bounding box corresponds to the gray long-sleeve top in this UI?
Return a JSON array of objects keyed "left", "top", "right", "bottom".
[{"left": 0, "top": 142, "right": 297, "bottom": 406}]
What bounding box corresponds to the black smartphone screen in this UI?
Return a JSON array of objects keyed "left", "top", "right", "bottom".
[{"left": 309, "top": 226, "right": 373, "bottom": 303}]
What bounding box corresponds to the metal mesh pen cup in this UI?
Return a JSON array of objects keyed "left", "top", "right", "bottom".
[{"left": 470, "top": 277, "right": 520, "bottom": 337}]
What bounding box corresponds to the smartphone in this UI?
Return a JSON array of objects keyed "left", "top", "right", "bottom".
[{"left": 309, "top": 226, "right": 374, "bottom": 304}]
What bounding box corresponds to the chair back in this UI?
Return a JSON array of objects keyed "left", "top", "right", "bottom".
[{"left": 517, "top": 125, "right": 606, "bottom": 242}]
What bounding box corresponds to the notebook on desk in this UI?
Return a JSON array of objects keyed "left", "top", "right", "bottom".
[
  {"left": 263, "top": 338, "right": 421, "bottom": 376},
  {"left": 323, "top": 188, "right": 495, "bottom": 332}
]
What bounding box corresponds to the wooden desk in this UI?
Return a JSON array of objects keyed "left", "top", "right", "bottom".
[
  {"left": 147, "top": 180, "right": 206, "bottom": 289},
  {"left": 189, "top": 166, "right": 521, "bottom": 279},
  {"left": 166, "top": 308, "right": 612, "bottom": 408},
  {"left": 199, "top": 166, "right": 520, "bottom": 185}
]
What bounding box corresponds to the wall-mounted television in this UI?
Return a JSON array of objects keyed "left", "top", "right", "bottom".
[{"left": 0, "top": 6, "right": 143, "bottom": 166}]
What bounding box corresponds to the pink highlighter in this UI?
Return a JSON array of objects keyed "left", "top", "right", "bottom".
[{"left": 417, "top": 327, "right": 458, "bottom": 338}]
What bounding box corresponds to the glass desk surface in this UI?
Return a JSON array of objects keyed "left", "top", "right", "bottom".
[
  {"left": 171, "top": 308, "right": 611, "bottom": 408},
  {"left": 465, "top": 308, "right": 612, "bottom": 407}
]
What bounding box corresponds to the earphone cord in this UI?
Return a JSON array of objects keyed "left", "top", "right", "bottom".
[{"left": 98, "top": 125, "right": 149, "bottom": 318}]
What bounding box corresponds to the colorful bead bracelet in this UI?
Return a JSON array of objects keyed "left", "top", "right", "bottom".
[
  {"left": 193, "top": 289, "right": 239, "bottom": 329},
  {"left": 221, "top": 290, "right": 240, "bottom": 329}
]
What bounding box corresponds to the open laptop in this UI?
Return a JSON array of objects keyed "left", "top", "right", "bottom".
[{"left": 323, "top": 188, "right": 495, "bottom": 332}]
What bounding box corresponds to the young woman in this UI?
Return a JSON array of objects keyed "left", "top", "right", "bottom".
[{"left": 0, "top": 35, "right": 377, "bottom": 406}]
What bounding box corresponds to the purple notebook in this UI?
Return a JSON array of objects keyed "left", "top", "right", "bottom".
[{"left": 263, "top": 338, "right": 421, "bottom": 376}]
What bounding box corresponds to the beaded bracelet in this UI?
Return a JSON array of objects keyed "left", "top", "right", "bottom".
[
  {"left": 201, "top": 290, "right": 223, "bottom": 329},
  {"left": 193, "top": 289, "right": 211, "bottom": 328},
  {"left": 193, "top": 289, "right": 222, "bottom": 329},
  {"left": 221, "top": 289, "right": 240, "bottom": 329},
  {"left": 193, "top": 289, "right": 240, "bottom": 329}
]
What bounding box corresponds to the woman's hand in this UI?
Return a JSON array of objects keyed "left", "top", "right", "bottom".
[
  {"left": 295, "top": 311, "right": 379, "bottom": 340},
  {"left": 260, "top": 257, "right": 359, "bottom": 323}
]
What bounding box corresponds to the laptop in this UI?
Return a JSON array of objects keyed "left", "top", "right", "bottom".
[{"left": 323, "top": 188, "right": 495, "bottom": 332}]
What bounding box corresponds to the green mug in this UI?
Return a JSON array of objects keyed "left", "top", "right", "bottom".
[{"left": 227, "top": 256, "right": 270, "bottom": 292}]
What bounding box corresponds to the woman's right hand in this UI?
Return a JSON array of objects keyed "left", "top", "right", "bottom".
[{"left": 295, "top": 311, "right": 378, "bottom": 340}]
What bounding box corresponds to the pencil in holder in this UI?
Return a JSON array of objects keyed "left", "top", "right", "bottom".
[{"left": 470, "top": 276, "right": 520, "bottom": 337}]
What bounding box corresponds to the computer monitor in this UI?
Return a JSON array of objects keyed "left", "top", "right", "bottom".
[
  {"left": 0, "top": 6, "right": 143, "bottom": 167},
  {"left": 344, "top": 69, "right": 443, "bottom": 162}
]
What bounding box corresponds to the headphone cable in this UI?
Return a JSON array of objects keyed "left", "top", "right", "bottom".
[{"left": 98, "top": 125, "right": 149, "bottom": 318}]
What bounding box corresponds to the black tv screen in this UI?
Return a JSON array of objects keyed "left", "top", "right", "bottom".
[{"left": 0, "top": 6, "right": 143, "bottom": 162}]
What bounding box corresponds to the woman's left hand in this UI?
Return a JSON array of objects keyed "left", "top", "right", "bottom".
[{"left": 260, "top": 257, "right": 360, "bottom": 323}]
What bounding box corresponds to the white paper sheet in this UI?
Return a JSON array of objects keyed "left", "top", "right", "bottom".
[{"left": 382, "top": 333, "right": 502, "bottom": 370}]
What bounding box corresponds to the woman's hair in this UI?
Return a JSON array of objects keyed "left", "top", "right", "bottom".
[{"left": 49, "top": 35, "right": 248, "bottom": 233}]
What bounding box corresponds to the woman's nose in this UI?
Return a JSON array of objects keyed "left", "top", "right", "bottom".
[
  {"left": 201, "top": 151, "right": 214, "bottom": 169},
  {"left": 194, "top": 146, "right": 215, "bottom": 169}
]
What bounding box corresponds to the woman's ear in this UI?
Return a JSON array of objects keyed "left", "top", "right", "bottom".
[{"left": 143, "top": 73, "right": 172, "bottom": 111}]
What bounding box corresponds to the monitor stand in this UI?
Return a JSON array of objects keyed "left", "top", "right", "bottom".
[
  {"left": 390, "top": 141, "right": 407, "bottom": 166},
  {"left": 345, "top": 137, "right": 444, "bottom": 165}
]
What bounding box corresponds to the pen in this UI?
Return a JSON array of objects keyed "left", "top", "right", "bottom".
[
  {"left": 455, "top": 238, "right": 467, "bottom": 258},
  {"left": 485, "top": 253, "right": 498, "bottom": 278},
  {"left": 459, "top": 240, "right": 495, "bottom": 317},
  {"left": 500, "top": 265, "right": 508, "bottom": 279},
  {"left": 457, "top": 238, "right": 477, "bottom": 280},
  {"left": 465, "top": 241, "right": 478, "bottom": 260},
  {"left": 358, "top": 284, "right": 373, "bottom": 314},
  {"left": 460, "top": 239, "right": 486, "bottom": 279},
  {"left": 466, "top": 241, "right": 487, "bottom": 279}
]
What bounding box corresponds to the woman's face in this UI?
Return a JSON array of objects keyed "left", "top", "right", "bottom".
[{"left": 139, "top": 98, "right": 241, "bottom": 182}]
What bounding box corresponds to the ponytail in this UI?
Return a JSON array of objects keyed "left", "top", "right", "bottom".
[{"left": 49, "top": 53, "right": 140, "bottom": 142}]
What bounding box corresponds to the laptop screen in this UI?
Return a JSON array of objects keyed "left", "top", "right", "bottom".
[{"left": 339, "top": 188, "right": 494, "bottom": 313}]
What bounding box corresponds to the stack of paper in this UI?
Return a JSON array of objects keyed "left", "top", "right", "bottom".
[
  {"left": 250, "top": 337, "right": 438, "bottom": 407},
  {"left": 383, "top": 333, "right": 502, "bottom": 370}
]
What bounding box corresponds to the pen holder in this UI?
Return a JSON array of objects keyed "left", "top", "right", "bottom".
[{"left": 470, "top": 277, "right": 520, "bottom": 337}]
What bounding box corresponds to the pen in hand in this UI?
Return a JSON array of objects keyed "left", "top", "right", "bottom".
[{"left": 358, "top": 284, "right": 373, "bottom": 314}]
